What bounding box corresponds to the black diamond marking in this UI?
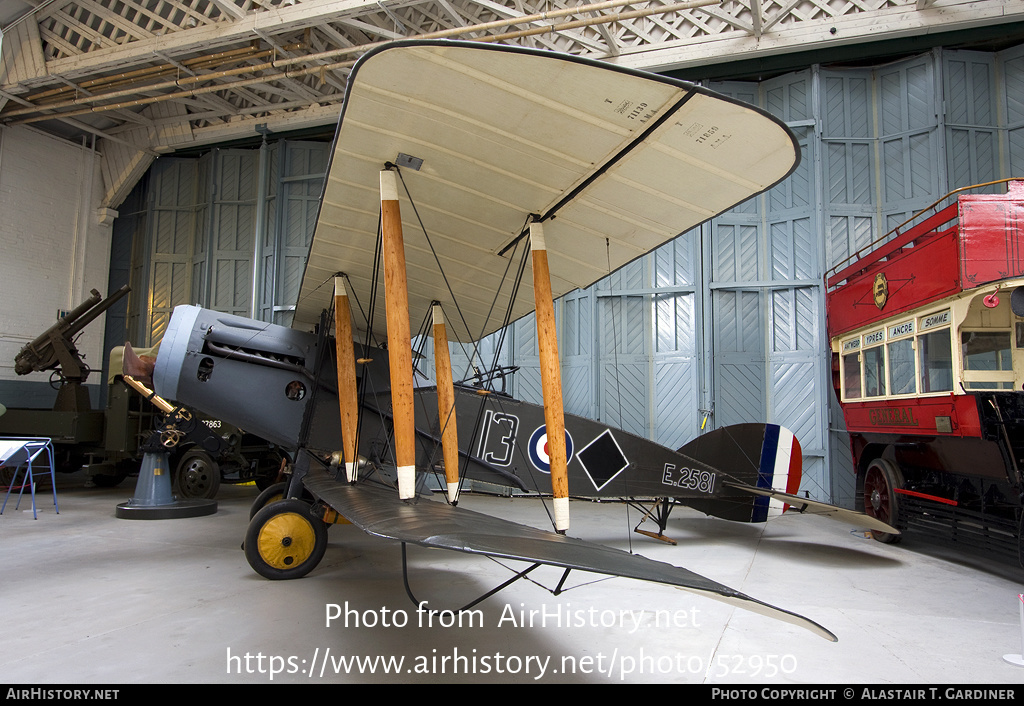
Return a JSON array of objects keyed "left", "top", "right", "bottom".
[{"left": 576, "top": 430, "right": 628, "bottom": 491}]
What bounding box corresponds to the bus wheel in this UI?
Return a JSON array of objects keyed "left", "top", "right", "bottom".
[
  {"left": 864, "top": 459, "right": 902, "bottom": 544},
  {"left": 1018, "top": 511, "right": 1023, "bottom": 569}
]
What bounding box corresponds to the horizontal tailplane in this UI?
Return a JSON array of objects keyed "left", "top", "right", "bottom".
[
  {"left": 678, "top": 423, "right": 899, "bottom": 534},
  {"left": 723, "top": 482, "right": 899, "bottom": 535}
]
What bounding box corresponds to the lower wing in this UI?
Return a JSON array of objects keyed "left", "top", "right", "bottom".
[{"left": 302, "top": 469, "right": 838, "bottom": 642}]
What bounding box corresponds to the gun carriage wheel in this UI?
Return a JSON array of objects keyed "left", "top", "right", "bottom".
[{"left": 174, "top": 449, "right": 221, "bottom": 500}]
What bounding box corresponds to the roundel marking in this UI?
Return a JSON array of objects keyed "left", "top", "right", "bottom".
[{"left": 528, "top": 425, "right": 574, "bottom": 474}]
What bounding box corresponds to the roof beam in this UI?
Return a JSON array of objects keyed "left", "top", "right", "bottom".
[
  {"left": 608, "top": 0, "right": 1024, "bottom": 72},
  {"left": 44, "top": 0, "right": 401, "bottom": 78},
  {"left": 207, "top": 0, "right": 247, "bottom": 20}
]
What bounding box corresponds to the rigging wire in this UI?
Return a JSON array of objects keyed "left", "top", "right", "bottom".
[
  {"left": 393, "top": 167, "right": 481, "bottom": 375},
  {"left": 350, "top": 209, "right": 404, "bottom": 491},
  {"left": 389, "top": 170, "right": 539, "bottom": 512},
  {"left": 338, "top": 272, "right": 382, "bottom": 352},
  {"left": 485, "top": 555, "right": 615, "bottom": 595},
  {"left": 388, "top": 167, "right": 497, "bottom": 500},
  {"left": 491, "top": 228, "right": 557, "bottom": 531},
  {"left": 389, "top": 168, "right": 561, "bottom": 528},
  {"left": 485, "top": 220, "right": 533, "bottom": 385},
  {"left": 409, "top": 299, "right": 452, "bottom": 498},
  {"left": 605, "top": 237, "right": 633, "bottom": 554}
]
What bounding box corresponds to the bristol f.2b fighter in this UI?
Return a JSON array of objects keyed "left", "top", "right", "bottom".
[{"left": 143, "top": 40, "right": 896, "bottom": 643}]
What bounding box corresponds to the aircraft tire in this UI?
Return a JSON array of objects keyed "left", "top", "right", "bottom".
[
  {"left": 249, "top": 481, "right": 288, "bottom": 520},
  {"left": 245, "top": 499, "right": 327, "bottom": 580},
  {"left": 863, "top": 458, "right": 902, "bottom": 544},
  {"left": 248, "top": 481, "right": 319, "bottom": 520}
]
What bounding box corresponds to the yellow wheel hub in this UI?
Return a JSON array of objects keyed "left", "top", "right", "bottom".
[{"left": 256, "top": 512, "right": 317, "bottom": 569}]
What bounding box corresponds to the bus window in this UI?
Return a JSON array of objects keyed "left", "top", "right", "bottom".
[
  {"left": 918, "top": 329, "right": 953, "bottom": 393},
  {"left": 888, "top": 337, "right": 916, "bottom": 395},
  {"left": 864, "top": 345, "right": 886, "bottom": 397},
  {"left": 961, "top": 331, "right": 1013, "bottom": 389},
  {"left": 843, "top": 351, "right": 861, "bottom": 399}
]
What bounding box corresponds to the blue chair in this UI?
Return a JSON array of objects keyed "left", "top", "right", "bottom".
[{"left": 1, "top": 438, "right": 59, "bottom": 520}]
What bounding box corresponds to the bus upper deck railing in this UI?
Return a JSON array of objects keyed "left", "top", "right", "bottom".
[{"left": 825, "top": 178, "right": 1024, "bottom": 290}]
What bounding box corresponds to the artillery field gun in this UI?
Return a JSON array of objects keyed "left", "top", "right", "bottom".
[{"left": 0, "top": 287, "right": 285, "bottom": 496}]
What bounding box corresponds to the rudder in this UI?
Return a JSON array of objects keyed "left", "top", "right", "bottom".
[{"left": 677, "top": 423, "right": 803, "bottom": 524}]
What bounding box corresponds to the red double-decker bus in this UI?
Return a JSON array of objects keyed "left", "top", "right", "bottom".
[{"left": 826, "top": 179, "right": 1024, "bottom": 566}]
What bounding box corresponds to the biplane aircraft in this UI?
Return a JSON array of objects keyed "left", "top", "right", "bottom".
[{"left": 141, "top": 39, "right": 897, "bottom": 643}]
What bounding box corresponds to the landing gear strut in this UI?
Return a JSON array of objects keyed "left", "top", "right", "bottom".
[{"left": 631, "top": 498, "right": 678, "bottom": 545}]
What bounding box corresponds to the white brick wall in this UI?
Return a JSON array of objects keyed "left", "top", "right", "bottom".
[{"left": 0, "top": 125, "right": 113, "bottom": 399}]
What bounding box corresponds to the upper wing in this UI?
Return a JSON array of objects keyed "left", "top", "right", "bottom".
[
  {"left": 294, "top": 40, "right": 799, "bottom": 342},
  {"left": 303, "top": 471, "right": 837, "bottom": 642}
]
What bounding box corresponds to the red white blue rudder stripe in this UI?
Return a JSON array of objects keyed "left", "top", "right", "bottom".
[{"left": 753, "top": 424, "right": 803, "bottom": 522}]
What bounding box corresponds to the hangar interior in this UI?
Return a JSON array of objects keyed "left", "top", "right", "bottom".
[
  {"left": 3, "top": 0, "right": 1024, "bottom": 685},
  {"left": 5, "top": 0, "right": 1024, "bottom": 506},
  {"left": 102, "top": 40, "right": 1024, "bottom": 510}
]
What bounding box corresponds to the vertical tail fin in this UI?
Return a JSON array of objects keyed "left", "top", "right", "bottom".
[{"left": 677, "top": 423, "right": 803, "bottom": 524}]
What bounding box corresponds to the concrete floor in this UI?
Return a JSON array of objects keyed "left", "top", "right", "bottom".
[{"left": 2, "top": 469, "right": 1024, "bottom": 685}]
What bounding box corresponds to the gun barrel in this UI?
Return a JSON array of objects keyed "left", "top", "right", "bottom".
[
  {"left": 39, "top": 289, "right": 101, "bottom": 339},
  {"left": 62, "top": 285, "right": 130, "bottom": 339},
  {"left": 14, "top": 286, "right": 131, "bottom": 375}
]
